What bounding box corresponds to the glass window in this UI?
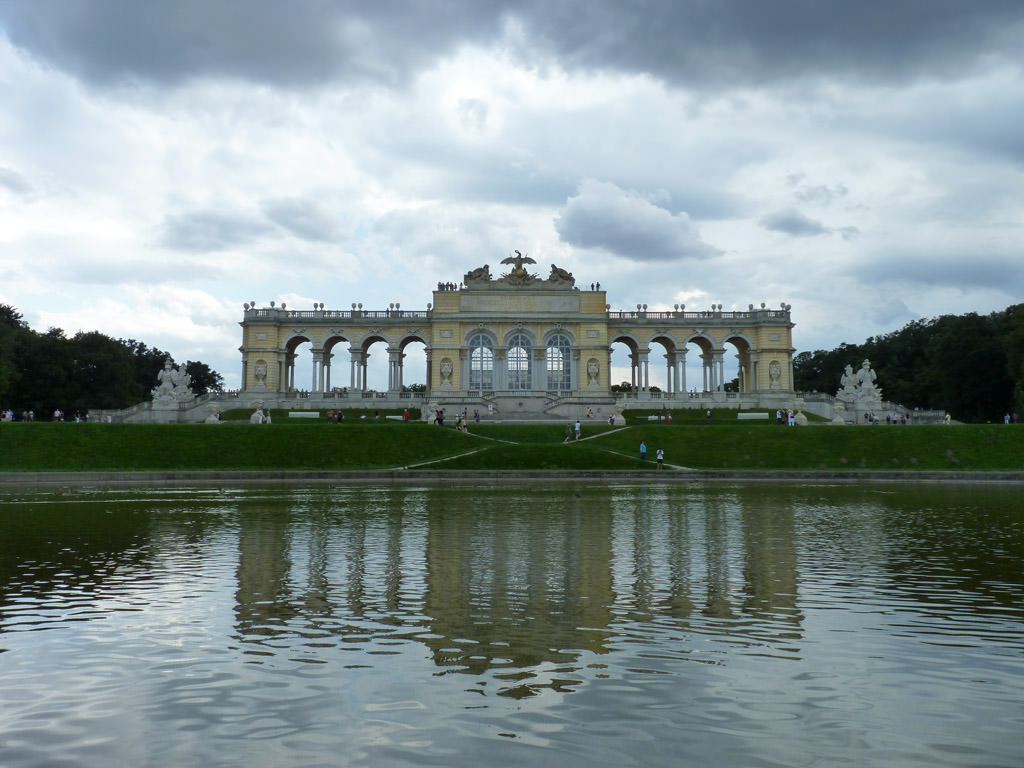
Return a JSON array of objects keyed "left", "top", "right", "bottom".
[
  {"left": 468, "top": 333, "right": 494, "bottom": 391},
  {"left": 546, "top": 334, "right": 572, "bottom": 390},
  {"left": 507, "top": 333, "right": 532, "bottom": 390}
]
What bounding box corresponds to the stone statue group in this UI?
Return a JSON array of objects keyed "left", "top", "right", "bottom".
[
  {"left": 152, "top": 359, "right": 195, "bottom": 405},
  {"left": 836, "top": 359, "right": 883, "bottom": 411}
]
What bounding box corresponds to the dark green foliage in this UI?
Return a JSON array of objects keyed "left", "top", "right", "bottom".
[
  {"left": 184, "top": 360, "right": 224, "bottom": 395},
  {"left": 795, "top": 305, "right": 1024, "bottom": 422},
  {"left": 0, "top": 305, "right": 223, "bottom": 416}
]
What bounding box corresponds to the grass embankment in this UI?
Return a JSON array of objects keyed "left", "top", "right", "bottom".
[
  {"left": 0, "top": 422, "right": 470, "bottom": 471},
  {"left": 1, "top": 421, "right": 1022, "bottom": 473}
]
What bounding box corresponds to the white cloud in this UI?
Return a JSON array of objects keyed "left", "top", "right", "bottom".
[{"left": 556, "top": 180, "right": 721, "bottom": 262}]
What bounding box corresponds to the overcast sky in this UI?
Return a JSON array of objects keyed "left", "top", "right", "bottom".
[{"left": 2, "top": 1, "right": 1022, "bottom": 391}]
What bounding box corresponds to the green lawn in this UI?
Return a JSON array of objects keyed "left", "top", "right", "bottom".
[{"left": 1, "top": 421, "right": 1022, "bottom": 473}]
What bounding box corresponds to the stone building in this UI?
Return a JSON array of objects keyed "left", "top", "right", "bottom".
[{"left": 237, "top": 256, "right": 796, "bottom": 420}]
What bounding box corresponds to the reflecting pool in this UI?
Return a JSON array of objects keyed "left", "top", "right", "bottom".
[{"left": 1, "top": 482, "right": 1022, "bottom": 767}]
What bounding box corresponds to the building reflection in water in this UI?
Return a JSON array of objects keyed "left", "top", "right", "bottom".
[{"left": 230, "top": 484, "right": 804, "bottom": 696}]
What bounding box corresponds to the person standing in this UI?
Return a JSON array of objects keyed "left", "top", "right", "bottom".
[
  {"left": 656, "top": 448, "right": 664, "bottom": 469},
  {"left": 640, "top": 440, "right": 647, "bottom": 460}
]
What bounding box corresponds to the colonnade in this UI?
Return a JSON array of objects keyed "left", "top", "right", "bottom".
[
  {"left": 269, "top": 342, "right": 765, "bottom": 395},
  {"left": 279, "top": 346, "right": 408, "bottom": 394},
  {"left": 625, "top": 346, "right": 753, "bottom": 393}
]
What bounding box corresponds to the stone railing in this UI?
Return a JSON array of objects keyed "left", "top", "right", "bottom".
[
  {"left": 244, "top": 308, "right": 430, "bottom": 321},
  {"left": 608, "top": 309, "right": 790, "bottom": 321}
]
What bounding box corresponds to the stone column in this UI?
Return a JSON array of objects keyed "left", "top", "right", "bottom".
[
  {"left": 532, "top": 348, "right": 546, "bottom": 391},
  {"left": 387, "top": 347, "right": 403, "bottom": 393},
  {"left": 324, "top": 350, "right": 332, "bottom": 392},
  {"left": 286, "top": 352, "right": 297, "bottom": 392},
  {"left": 350, "top": 348, "right": 366, "bottom": 391},
  {"left": 713, "top": 350, "right": 726, "bottom": 391},
  {"left": 312, "top": 349, "right": 324, "bottom": 393},
  {"left": 677, "top": 348, "right": 687, "bottom": 394},
  {"left": 493, "top": 349, "right": 506, "bottom": 391},
  {"left": 641, "top": 348, "right": 650, "bottom": 390},
  {"left": 458, "top": 348, "right": 468, "bottom": 390}
]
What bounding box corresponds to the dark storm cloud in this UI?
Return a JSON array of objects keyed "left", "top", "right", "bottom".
[
  {"left": 857, "top": 251, "right": 1024, "bottom": 291},
  {"left": 794, "top": 183, "right": 849, "bottom": 205},
  {"left": 261, "top": 198, "right": 342, "bottom": 243},
  {"left": 0, "top": 0, "right": 504, "bottom": 87},
  {"left": 520, "top": 0, "right": 1024, "bottom": 87},
  {"left": 0, "top": 167, "right": 33, "bottom": 195},
  {"left": 3, "top": 1, "right": 1020, "bottom": 89},
  {"left": 555, "top": 180, "right": 720, "bottom": 262},
  {"left": 160, "top": 210, "right": 274, "bottom": 252},
  {"left": 759, "top": 209, "right": 830, "bottom": 237}
]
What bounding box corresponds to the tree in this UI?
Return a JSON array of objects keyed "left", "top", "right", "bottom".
[
  {"left": 999, "top": 303, "right": 1024, "bottom": 416},
  {"left": 0, "top": 308, "right": 226, "bottom": 414},
  {"left": 67, "top": 332, "right": 139, "bottom": 410},
  {"left": 123, "top": 340, "right": 173, "bottom": 400},
  {"left": 796, "top": 309, "right": 1021, "bottom": 422},
  {"left": 0, "top": 304, "right": 27, "bottom": 403},
  {"left": 184, "top": 360, "right": 224, "bottom": 395}
]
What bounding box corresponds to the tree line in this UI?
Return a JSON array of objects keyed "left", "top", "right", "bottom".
[
  {"left": 0, "top": 304, "right": 224, "bottom": 419},
  {"left": 794, "top": 304, "right": 1024, "bottom": 423}
]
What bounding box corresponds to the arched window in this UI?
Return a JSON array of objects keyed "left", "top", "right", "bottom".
[
  {"left": 468, "top": 334, "right": 494, "bottom": 391},
  {"left": 546, "top": 334, "right": 572, "bottom": 390},
  {"left": 506, "top": 333, "right": 532, "bottom": 390}
]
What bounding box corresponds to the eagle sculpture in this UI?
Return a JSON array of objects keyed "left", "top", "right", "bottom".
[{"left": 500, "top": 250, "right": 536, "bottom": 272}]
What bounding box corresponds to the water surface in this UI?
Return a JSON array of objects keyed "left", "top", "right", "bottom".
[{"left": 1, "top": 482, "right": 1022, "bottom": 767}]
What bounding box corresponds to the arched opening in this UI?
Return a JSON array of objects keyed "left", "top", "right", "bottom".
[
  {"left": 284, "top": 336, "right": 313, "bottom": 393},
  {"left": 468, "top": 333, "right": 494, "bottom": 393},
  {"left": 399, "top": 338, "right": 427, "bottom": 394},
  {"left": 610, "top": 337, "right": 639, "bottom": 392},
  {"left": 682, "top": 336, "right": 715, "bottom": 394},
  {"left": 506, "top": 332, "right": 532, "bottom": 390},
  {"left": 324, "top": 335, "right": 352, "bottom": 394},
  {"left": 723, "top": 335, "right": 754, "bottom": 393},
  {"left": 359, "top": 336, "right": 389, "bottom": 393},
  {"left": 648, "top": 335, "right": 677, "bottom": 394},
  {"left": 545, "top": 333, "right": 573, "bottom": 391}
]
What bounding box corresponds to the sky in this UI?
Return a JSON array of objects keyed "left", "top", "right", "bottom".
[{"left": 1, "top": 1, "right": 1022, "bottom": 392}]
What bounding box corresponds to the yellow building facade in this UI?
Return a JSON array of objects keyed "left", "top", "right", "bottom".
[{"left": 238, "top": 258, "right": 795, "bottom": 417}]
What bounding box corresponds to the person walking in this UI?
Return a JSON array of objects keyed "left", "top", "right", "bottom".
[
  {"left": 574, "top": 420, "right": 581, "bottom": 440},
  {"left": 640, "top": 440, "right": 647, "bottom": 460},
  {"left": 656, "top": 448, "right": 664, "bottom": 469}
]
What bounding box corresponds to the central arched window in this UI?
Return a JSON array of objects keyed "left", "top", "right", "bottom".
[
  {"left": 468, "top": 333, "right": 494, "bottom": 391},
  {"left": 506, "top": 333, "right": 532, "bottom": 390},
  {"left": 546, "top": 334, "right": 572, "bottom": 390}
]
